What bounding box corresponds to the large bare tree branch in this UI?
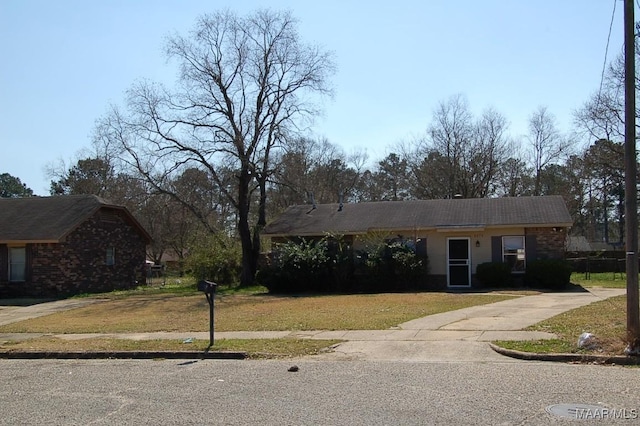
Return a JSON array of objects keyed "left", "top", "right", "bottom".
[{"left": 94, "top": 9, "right": 335, "bottom": 285}]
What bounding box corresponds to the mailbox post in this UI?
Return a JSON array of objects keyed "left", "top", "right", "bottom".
[{"left": 197, "top": 280, "right": 218, "bottom": 347}]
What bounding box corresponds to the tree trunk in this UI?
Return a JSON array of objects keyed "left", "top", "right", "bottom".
[
  {"left": 248, "top": 174, "right": 269, "bottom": 284},
  {"left": 237, "top": 170, "right": 256, "bottom": 287}
]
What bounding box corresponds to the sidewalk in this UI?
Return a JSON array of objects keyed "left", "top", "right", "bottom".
[{"left": 0, "top": 287, "right": 627, "bottom": 361}]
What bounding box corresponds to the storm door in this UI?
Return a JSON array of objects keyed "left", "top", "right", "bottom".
[{"left": 447, "top": 238, "right": 471, "bottom": 287}]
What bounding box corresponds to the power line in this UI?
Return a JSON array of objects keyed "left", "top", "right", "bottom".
[{"left": 599, "top": 0, "right": 618, "bottom": 97}]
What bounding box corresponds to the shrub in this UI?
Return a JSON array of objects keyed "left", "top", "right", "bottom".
[
  {"left": 257, "top": 239, "right": 331, "bottom": 293},
  {"left": 258, "top": 235, "right": 429, "bottom": 294},
  {"left": 524, "top": 259, "right": 572, "bottom": 290},
  {"left": 355, "top": 240, "right": 429, "bottom": 291},
  {"left": 185, "top": 233, "right": 242, "bottom": 286},
  {"left": 325, "top": 236, "right": 354, "bottom": 292},
  {"left": 475, "top": 262, "right": 513, "bottom": 288},
  {"left": 255, "top": 260, "right": 284, "bottom": 292},
  {"left": 280, "top": 239, "right": 330, "bottom": 291},
  {"left": 389, "top": 242, "right": 428, "bottom": 289}
]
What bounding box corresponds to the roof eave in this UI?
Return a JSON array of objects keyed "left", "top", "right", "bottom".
[
  {"left": 263, "top": 222, "right": 573, "bottom": 238},
  {"left": 0, "top": 239, "right": 60, "bottom": 244},
  {"left": 435, "top": 225, "right": 486, "bottom": 232},
  {"left": 263, "top": 231, "right": 362, "bottom": 238}
]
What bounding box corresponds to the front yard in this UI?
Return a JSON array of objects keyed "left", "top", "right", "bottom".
[
  {"left": 0, "top": 282, "right": 514, "bottom": 357},
  {"left": 0, "top": 273, "right": 636, "bottom": 359},
  {"left": 0, "top": 291, "right": 515, "bottom": 333}
]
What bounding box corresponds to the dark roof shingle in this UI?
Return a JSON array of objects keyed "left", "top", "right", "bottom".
[
  {"left": 0, "top": 195, "right": 151, "bottom": 243},
  {"left": 262, "top": 196, "right": 573, "bottom": 236}
]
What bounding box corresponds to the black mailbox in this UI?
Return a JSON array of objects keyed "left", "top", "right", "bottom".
[
  {"left": 197, "top": 280, "right": 218, "bottom": 294},
  {"left": 197, "top": 280, "right": 218, "bottom": 347}
]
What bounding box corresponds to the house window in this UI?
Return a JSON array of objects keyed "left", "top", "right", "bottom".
[
  {"left": 502, "top": 236, "right": 525, "bottom": 272},
  {"left": 9, "top": 247, "right": 26, "bottom": 282},
  {"left": 106, "top": 247, "right": 115, "bottom": 266}
]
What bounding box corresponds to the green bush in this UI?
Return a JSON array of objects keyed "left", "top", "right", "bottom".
[
  {"left": 258, "top": 235, "right": 429, "bottom": 294},
  {"left": 185, "top": 233, "right": 242, "bottom": 286},
  {"left": 254, "top": 261, "right": 282, "bottom": 292},
  {"left": 260, "top": 240, "right": 572, "bottom": 293},
  {"left": 475, "top": 262, "right": 513, "bottom": 288},
  {"left": 524, "top": 259, "right": 572, "bottom": 290},
  {"left": 355, "top": 240, "right": 429, "bottom": 291},
  {"left": 325, "top": 236, "right": 354, "bottom": 292},
  {"left": 389, "top": 243, "right": 428, "bottom": 289},
  {"left": 257, "top": 239, "right": 332, "bottom": 293}
]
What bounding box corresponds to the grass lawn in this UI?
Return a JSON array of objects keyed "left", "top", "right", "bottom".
[
  {"left": 0, "top": 280, "right": 515, "bottom": 357},
  {"left": 495, "top": 272, "right": 633, "bottom": 357},
  {"left": 0, "top": 337, "right": 342, "bottom": 359},
  {"left": 570, "top": 272, "right": 628, "bottom": 289},
  {"left": 0, "top": 291, "right": 514, "bottom": 333},
  {"left": 4, "top": 272, "right": 632, "bottom": 358}
]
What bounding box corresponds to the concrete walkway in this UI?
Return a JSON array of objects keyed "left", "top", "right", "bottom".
[
  {"left": 0, "top": 298, "right": 108, "bottom": 327},
  {"left": 0, "top": 287, "right": 626, "bottom": 362}
]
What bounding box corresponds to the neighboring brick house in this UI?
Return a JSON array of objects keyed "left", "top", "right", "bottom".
[
  {"left": 262, "top": 196, "right": 573, "bottom": 289},
  {"left": 0, "top": 195, "right": 152, "bottom": 298}
]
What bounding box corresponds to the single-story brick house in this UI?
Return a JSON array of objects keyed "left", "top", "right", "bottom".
[
  {"left": 262, "top": 196, "right": 573, "bottom": 289},
  {"left": 0, "top": 195, "right": 152, "bottom": 298}
]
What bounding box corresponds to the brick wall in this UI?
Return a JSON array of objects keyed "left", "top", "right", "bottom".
[
  {"left": 526, "top": 227, "right": 567, "bottom": 260},
  {"left": 1, "top": 208, "right": 148, "bottom": 298}
]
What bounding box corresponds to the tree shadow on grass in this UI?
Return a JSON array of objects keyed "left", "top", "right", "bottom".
[{"left": 0, "top": 298, "right": 57, "bottom": 307}]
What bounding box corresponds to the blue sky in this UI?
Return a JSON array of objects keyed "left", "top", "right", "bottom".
[{"left": 0, "top": 0, "right": 627, "bottom": 195}]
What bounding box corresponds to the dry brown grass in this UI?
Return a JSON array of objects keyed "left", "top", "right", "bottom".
[
  {"left": 0, "top": 292, "right": 514, "bottom": 334},
  {"left": 0, "top": 337, "right": 341, "bottom": 359}
]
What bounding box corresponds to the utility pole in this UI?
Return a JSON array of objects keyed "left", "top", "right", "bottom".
[{"left": 624, "top": 0, "right": 640, "bottom": 355}]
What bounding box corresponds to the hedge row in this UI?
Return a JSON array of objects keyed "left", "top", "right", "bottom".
[
  {"left": 475, "top": 259, "right": 572, "bottom": 290},
  {"left": 257, "top": 238, "right": 430, "bottom": 294}
]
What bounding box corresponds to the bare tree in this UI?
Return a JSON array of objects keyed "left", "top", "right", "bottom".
[
  {"left": 467, "top": 107, "right": 510, "bottom": 197},
  {"left": 494, "top": 157, "right": 534, "bottom": 197},
  {"left": 527, "top": 106, "right": 573, "bottom": 196},
  {"left": 409, "top": 95, "right": 510, "bottom": 199},
  {"left": 575, "top": 39, "right": 640, "bottom": 143},
  {"left": 269, "top": 137, "right": 365, "bottom": 210},
  {"left": 96, "top": 10, "right": 335, "bottom": 285},
  {"left": 574, "top": 90, "right": 625, "bottom": 143},
  {"left": 427, "top": 94, "right": 473, "bottom": 198}
]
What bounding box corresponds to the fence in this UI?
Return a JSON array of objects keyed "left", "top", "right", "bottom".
[
  {"left": 566, "top": 256, "right": 627, "bottom": 280},
  {"left": 146, "top": 264, "right": 166, "bottom": 286}
]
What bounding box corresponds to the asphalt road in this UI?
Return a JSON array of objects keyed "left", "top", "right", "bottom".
[{"left": 1, "top": 358, "right": 639, "bottom": 425}]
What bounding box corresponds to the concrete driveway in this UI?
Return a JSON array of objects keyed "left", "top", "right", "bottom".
[
  {"left": 0, "top": 298, "right": 106, "bottom": 327},
  {"left": 307, "top": 287, "right": 625, "bottom": 362}
]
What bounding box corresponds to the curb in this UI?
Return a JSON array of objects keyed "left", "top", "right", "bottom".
[
  {"left": 489, "top": 343, "right": 640, "bottom": 365},
  {"left": 0, "top": 350, "right": 247, "bottom": 360}
]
